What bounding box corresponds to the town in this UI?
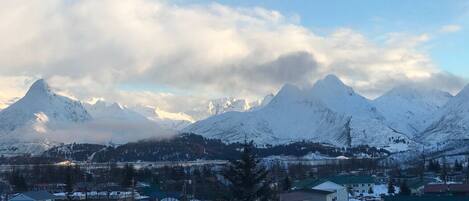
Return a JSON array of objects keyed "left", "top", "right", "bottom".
[{"left": 1, "top": 142, "right": 468, "bottom": 201}]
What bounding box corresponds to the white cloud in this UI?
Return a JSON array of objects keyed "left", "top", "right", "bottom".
[
  {"left": 0, "top": 0, "right": 465, "bottom": 113},
  {"left": 439, "top": 24, "right": 462, "bottom": 33}
]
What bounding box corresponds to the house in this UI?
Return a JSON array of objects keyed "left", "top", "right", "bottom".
[
  {"left": 312, "top": 181, "right": 348, "bottom": 201},
  {"left": 9, "top": 191, "right": 57, "bottom": 201},
  {"left": 279, "top": 189, "right": 337, "bottom": 201},
  {"left": 424, "top": 184, "right": 469, "bottom": 196},
  {"left": 293, "top": 179, "right": 348, "bottom": 201},
  {"left": 383, "top": 195, "right": 469, "bottom": 201},
  {"left": 407, "top": 180, "right": 426, "bottom": 195},
  {"left": 327, "top": 175, "right": 374, "bottom": 194}
]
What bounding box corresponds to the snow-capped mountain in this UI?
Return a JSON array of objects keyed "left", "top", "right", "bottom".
[
  {"left": 131, "top": 105, "right": 194, "bottom": 130},
  {"left": 0, "top": 79, "right": 91, "bottom": 134},
  {"left": 249, "top": 93, "right": 274, "bottom": 111},
  {"left": 84, "top": 101, "right": 148, "bottom": 122},
  {"left": 207, "top": 97, "right": 251, "bottom": 116},
  {"left": 374, "top": 85, "right": 452, "bottom": 136},
  {"left": 0, "top": 79, "right": 91, "bottom": 155},
  {"left": 185, "top": 75, "right": 412, "bottom": 152},
  {"left": 418, "top": 84, "right": 469, "bottom": 145},
  {"left": 186, "top": 83, "right": 351, "bottom": 146},
  {"left": 187, "top": 96, "right": 267, "bottom": 121}
]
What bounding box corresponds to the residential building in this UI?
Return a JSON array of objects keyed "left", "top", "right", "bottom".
[
  {"left": 384, "top": 195, "right": 469, "bottom": 201},
  {"left": 293, "top": 179, "right": 348, "bottom": 201},
  {"left": 279, "top": 189, "right": 337, "bottom": 201},
  {"left": 424, "top": 184, "right": 469, "bottom": 196},
  {"left": 9, "top": 191, "right": 57, "bottom": 201},
  {"left": 327, "top": 175, "right": 374, "bottom": 194}
]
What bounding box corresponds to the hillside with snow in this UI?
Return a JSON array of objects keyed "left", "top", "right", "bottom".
[
  {"left": 185, "top": 75, "right": 413, "bottom": 152},
  {"left": 2, "top": 75, "right": 469, "bottom": 156},
  {"left": 419, "top": 85, "right": 469, "bottom": 145},
  {"left": 374, "top": 85, "right": 452, "bottom": 136},
  {"left": 0, "top": 79, "right": 92, "bottom": 155}
]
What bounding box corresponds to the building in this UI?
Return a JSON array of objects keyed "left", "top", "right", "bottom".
[
  {"left": 9, "top": 191, "right": 57, "bottom": 201},
  {"left": 293, "top": 179, "right": 348, "bottom": 201},
  {"left": 327, "top": 175, "right": 374, "bottom": 194},
  {"left": 408, "top": 180, "right": 426, "bottom": 195},
  {"left": 279, "top": 189, "right": 337, "bottom": 201},
  {"left": 312, "top": 181, "right": 348, "bottom": 201},
  {"left": 424, "top": 184, "right": 469, "bottom": 196},
  {"left": 384, "top": 195, "right": 469, "bottom": 201}
]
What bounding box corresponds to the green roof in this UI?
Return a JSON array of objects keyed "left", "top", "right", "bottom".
[{"left": 384, "top": 196, "right": 468, "bottom": 201}]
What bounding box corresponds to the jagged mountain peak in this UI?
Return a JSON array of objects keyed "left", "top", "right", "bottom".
[
  {"left": 272, "top": 83, "right": 303, "bottom": 101},
  {"left": 0, "top": 79, "right": 91, "bottom": 135},
  {"left": 312, "top": 74, "right": 352, "bottom": 93},
  {"left": 24, "top": 79, "right": 53, "bottom": 97}
]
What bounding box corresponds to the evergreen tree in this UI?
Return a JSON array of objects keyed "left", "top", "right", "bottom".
[
  {"left": 64, "top": 165, "right": 74, "bottom": 200},
  {"left": 368, "top": 186, "right": 374, "bottom": 194},
  {"left": 387, "top": 178, "right": 395, "bottom": 195},
  {"left": 9, "top": 170, "right": 28, "bottom": 192},
  {"left": 454, "top": 160, "right": 463, "bottom": 172},
  {"left": 121, "top": 163, "right": 135, "bottom": 188},
  {"left": 441, "top": 158, "right": 448, "bottom": 183},
  {"left": 399, "top": 180, "right": 411, "bottom": 195},
  {"left": 282, "top": 176, "right": 292, "bottom": 191},
  {"left": 223, "top": 141, "right": 274, "bottom": 201}
]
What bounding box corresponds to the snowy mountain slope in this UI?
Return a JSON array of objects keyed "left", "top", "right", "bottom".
[
  {"left": 84, "top": 101, "right": 149, "bottom": 122},
  {"left": 374, "top": 85, "right": 452, "bottom": 136},
  {"left": 249, "top": 94, "right": 274, "bottom": 111},
  {"left": 308, "top": 75, "right": 383, "bottom": 120},
  {"left": 186, "top": 75, "right": 412, "bottom": 151},
  {"left": 418, "top": 84, "right": 469, "bottom": 145},
  {"left": 207, "top": 97, "right": 251, "bottom": 115},
  {"left": 0, "top": 79, "right": 91, "bottom": 134},
  {"left": 0, "top": 79, "right": 92, "bottom": 155},
  {"left": 131, "top": 105, "right": 194, "bottom": 130},
  {"left": 307, "top": 75, "right": 412, "bottom": 150},
  {"left": 185, "top": 83, "right": 352, "bottom": 146}
]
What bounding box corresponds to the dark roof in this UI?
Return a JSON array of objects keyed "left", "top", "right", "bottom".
[
  {"left": 279, "top": 189, "right": 335, "bottom": 200},
  {"left": 424, "top": 184, "right": 469, "bottom": 193},
  {"left": 328, "top": 175, "right": 374, "bottom": 185},
  {"left": 293, "top": 178, "right": 326, "bottom": 189},
  {"left": 293, "top": 175, "right": 374, "bottom": 189},
  {"left": 383, "top": 195, "right": 468, "bottom": 201},
  {"left": 305, "top": 189, "right": 335, "bottom": 195},
  {"left": 19, "top": 191, "right": 57, "bottom": 200}
]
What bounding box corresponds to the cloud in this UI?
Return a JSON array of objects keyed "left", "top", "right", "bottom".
[
  {"left": 439, "top": 24, "right": 462, "bottom": 33},
  {"left": 0, "top": 0, "right": 466, "bottom": 114}
]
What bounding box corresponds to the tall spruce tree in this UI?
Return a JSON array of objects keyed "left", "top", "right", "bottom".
[
  {"left": 223, "top": 141, "right": 274, "bottom": 201},
  {"left": 9, "top": 170, "right": 28, "bottom": 192},
  {"left": 387, "top": 178, "right": 395, "bottom": 195},
  {"left": 121, "top": 163, "right": 135, "bottom": 188},
  {"left": 399, "top": 180, "right": 411, "bottom": 195},
  {"left": 65, "top": 165, "right": 74, "bottom": 200}
]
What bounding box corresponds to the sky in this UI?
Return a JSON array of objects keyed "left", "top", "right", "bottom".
[{"left": 0, "top": 0, "right": 467, "bottom": 116}]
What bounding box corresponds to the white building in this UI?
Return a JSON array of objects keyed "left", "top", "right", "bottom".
[
  {"left": 9, "top": 191, "right": 57, "bottom": 201},
  {"left": 312, "top": 181, "right": 348, "bottom": 201}
]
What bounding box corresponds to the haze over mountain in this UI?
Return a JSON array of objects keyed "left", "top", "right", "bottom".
[
  {"left": 2, "top": 75, "right": 469, "bottom": 155},
  {"left": 185, "top": 75, "right": 413, "bottom": 152}
]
